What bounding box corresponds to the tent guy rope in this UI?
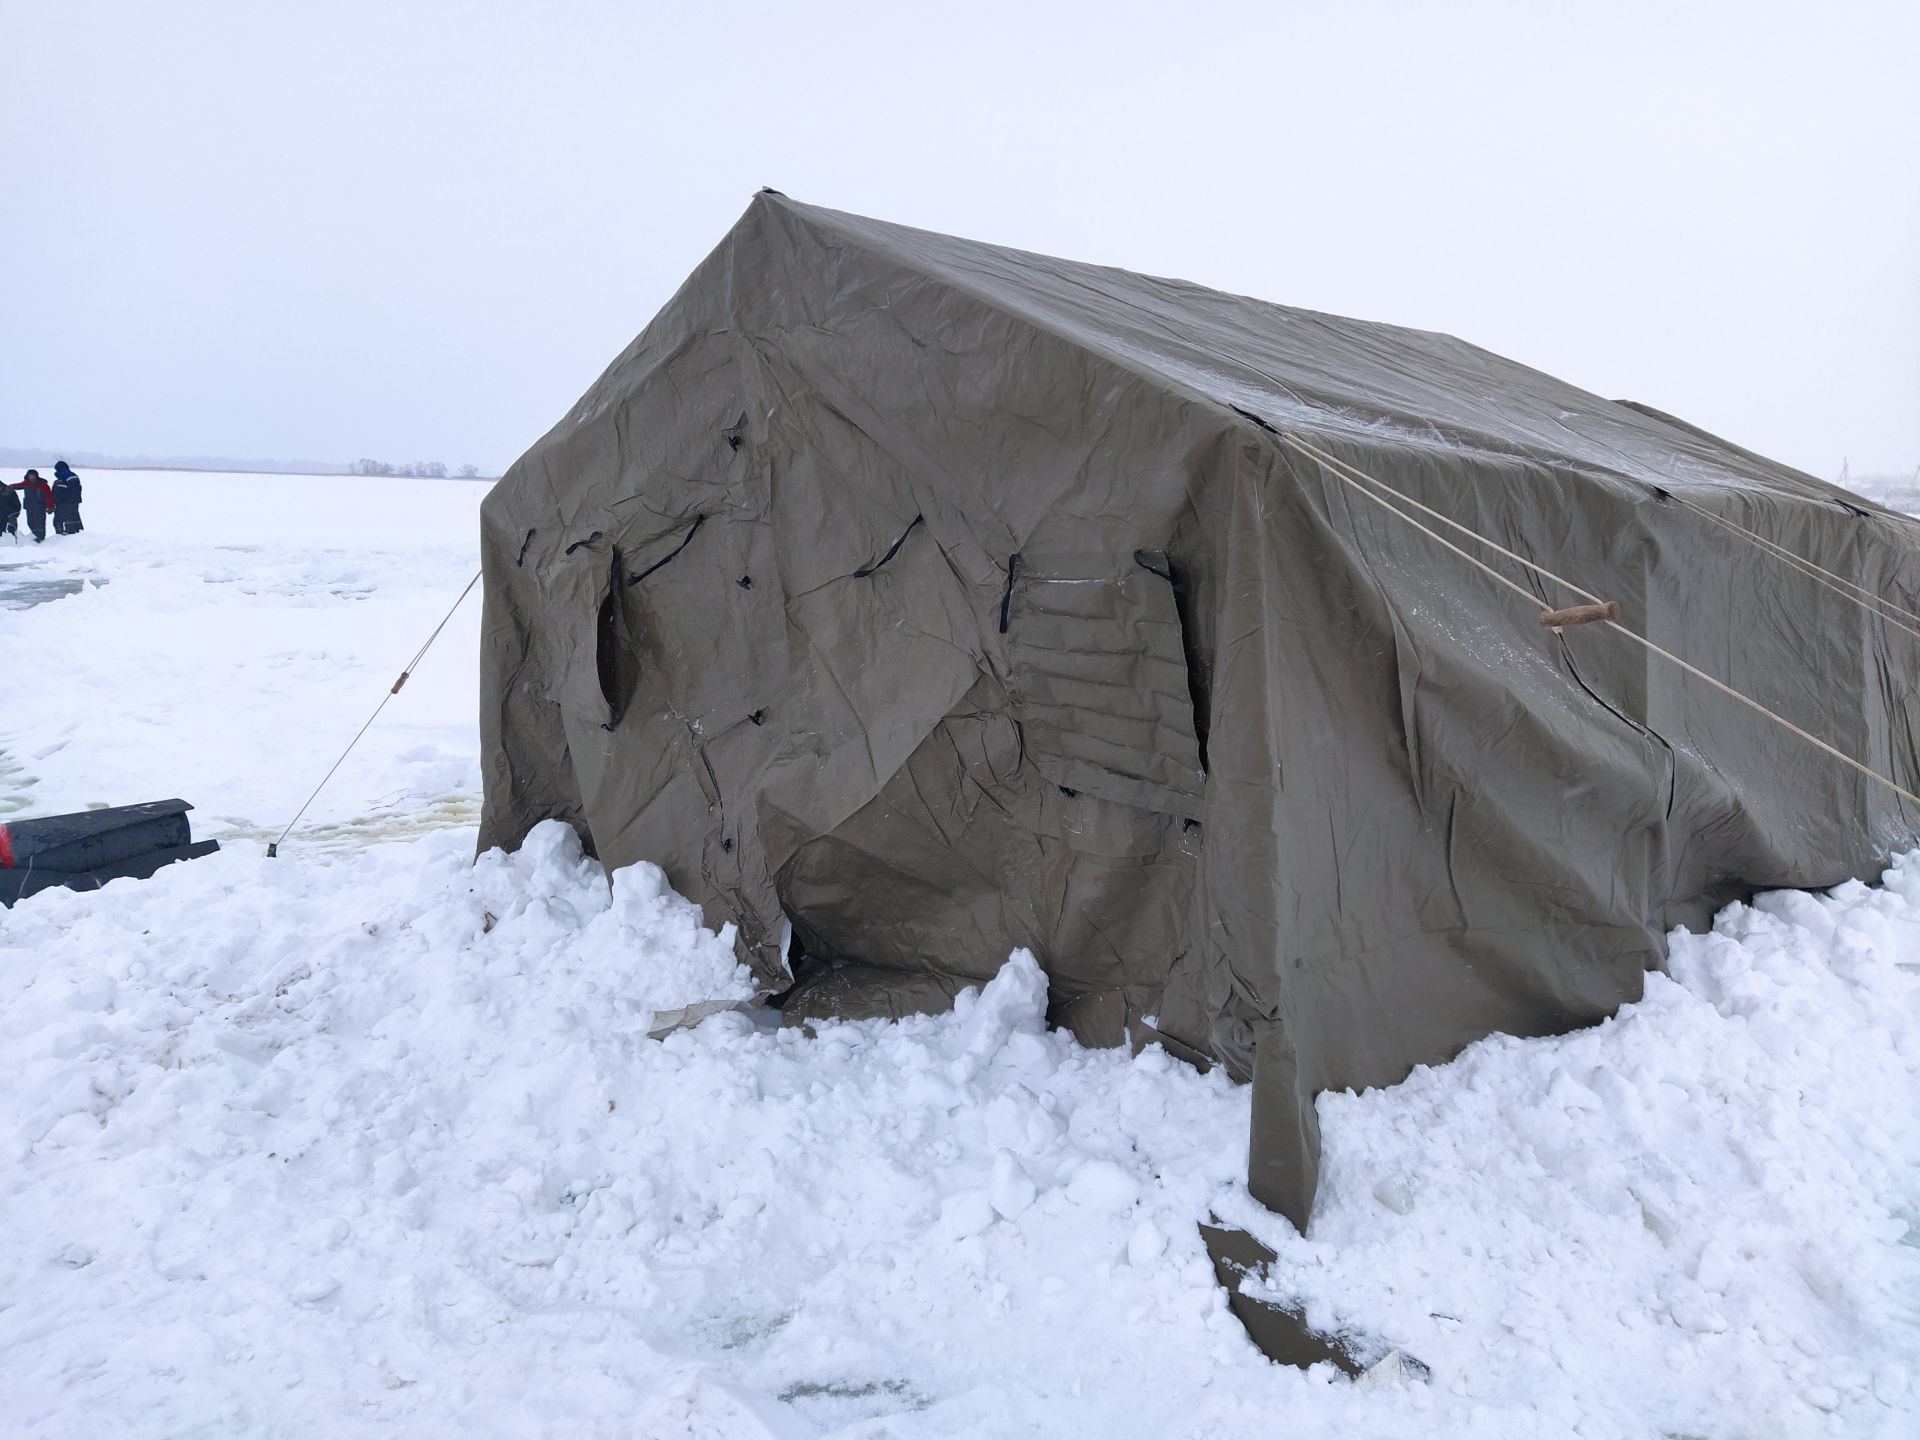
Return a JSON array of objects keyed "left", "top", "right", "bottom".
[
  {"left": 266, "top": 568, "right": 482, "bottom": 857},
  {"left": 1661, "top": 492, "right": 1920, "bottom": 638},
  {"left": 1276, "top": 431, "right": 1920, "bottom": 812}
]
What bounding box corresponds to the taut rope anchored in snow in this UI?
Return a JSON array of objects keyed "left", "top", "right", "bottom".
[
  {"left": 1274, "top": 430, "right": 1920, "bottom": 812},
  {"left": 266, "top": 568, "right": 482, "bottom": 858}
]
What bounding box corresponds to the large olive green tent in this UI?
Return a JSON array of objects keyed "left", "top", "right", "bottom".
[{"left": 479, "top": 191, "right": 1920, "bottom": 1233}]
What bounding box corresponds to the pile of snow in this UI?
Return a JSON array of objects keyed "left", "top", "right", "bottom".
[
  {"left": 4, "top": 819, "right": 1918, "bottom": 1437},
  {"left": 1225, "top": 873, "right": 1920, "bottom": 1434}
]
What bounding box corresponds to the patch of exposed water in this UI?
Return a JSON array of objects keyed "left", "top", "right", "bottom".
[{"left": 0, "top": 560, "right": 107, "bottom": 612}]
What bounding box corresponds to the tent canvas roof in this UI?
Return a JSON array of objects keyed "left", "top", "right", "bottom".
[{"left": 763, "top": 195, "right": 1868, "bottom": 511}]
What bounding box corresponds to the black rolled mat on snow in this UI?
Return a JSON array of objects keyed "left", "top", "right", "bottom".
[{"left": 0, "top": 798, "right": 220, "bottom": 906}]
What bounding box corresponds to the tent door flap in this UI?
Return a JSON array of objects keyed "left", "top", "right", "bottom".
[{"left": 544, "top": 535, "right": 631, "bottom": 729}]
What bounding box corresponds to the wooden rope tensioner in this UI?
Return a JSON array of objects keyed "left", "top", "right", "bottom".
[{"left": 1538, "top": 600, "right": 1621, "bottom": 632}]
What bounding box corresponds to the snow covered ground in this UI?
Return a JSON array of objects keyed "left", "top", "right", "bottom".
[
  {"left": 3, "top": 472, "right": 1918, "bottom": 1438},
  {"left": 0, "top": 469, "right": 484, "bottom": 844}
]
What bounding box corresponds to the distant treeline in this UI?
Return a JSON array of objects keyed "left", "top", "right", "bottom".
[
  {"left": 0, "top": 446, "right": 496, "bottom": 480},
  {"left": 349, "top": 459, "right": 483, "bottom": 478}
]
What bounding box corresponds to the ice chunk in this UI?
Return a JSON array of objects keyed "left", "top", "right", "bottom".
[
  {"left": 1066, "top": 1159, "right": 1140, "bottom": 1215},
  {"left": 988, "top": 1150, "right": 1037, "bottom": 1219},
  {"left": 949, "top": 949, "right": 1048, "bottom": 1082}
]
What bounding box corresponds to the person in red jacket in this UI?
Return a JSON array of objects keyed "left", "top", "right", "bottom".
[{"left": 10, "top": 470, "right": 52, "bottom": 543}]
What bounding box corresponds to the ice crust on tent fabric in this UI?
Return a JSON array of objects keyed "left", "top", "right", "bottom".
[{"left": 3, "top": 825, "right": 1917, "bottom": 1438}]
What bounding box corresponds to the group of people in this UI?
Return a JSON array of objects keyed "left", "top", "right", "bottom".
[{"left": 3, "top": 461, "right": 85, "bottom": 543}]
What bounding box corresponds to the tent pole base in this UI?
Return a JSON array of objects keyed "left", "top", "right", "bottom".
[{"left": 1199, "top": 1218, "right": 1430, "bottom": 1381}]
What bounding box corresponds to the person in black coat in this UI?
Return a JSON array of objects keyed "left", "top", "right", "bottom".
[
  {"left": 50, "top": 460, "right": 83, "bottom": 535},
  {"left": 12, "top": 470, "right": 51, "bottom": 542},
  {"left": 0, "top": 477, "right": 19, "bottom": 540}
]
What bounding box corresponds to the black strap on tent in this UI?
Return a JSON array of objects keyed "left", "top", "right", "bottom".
[
  {"left": 853, "top": 515, "right": 923, "bottom": 578},
  {"left": 627, "top": 515, "right": 705, "bottom": 585},
  {"left": 1133, "top": 550, "right": 1186, "bottom": 593}
]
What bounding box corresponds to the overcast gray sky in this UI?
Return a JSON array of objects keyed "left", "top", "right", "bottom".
[{"left": 3, "top": 0, "right": 1915, "bottom": 477}]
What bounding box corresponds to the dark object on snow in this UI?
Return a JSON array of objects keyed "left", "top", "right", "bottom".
[
  {"left": 0, "top": 799, "right": 219, "bottom": 905},
  {"left": 13, "top": 470, "right": 50, "bottom": 542},
  {"left": 1200, "top": 1219, "right": 1429, "bottom": 1379},
  {"left": 476, "top": 193, "right": 1920, "bottom": 1255},
  {"left": 0, "top": 481, "right": 18, "bottom": 538},
  {"left": 50, "top": 462, "right": 82, "bottom": 535}
]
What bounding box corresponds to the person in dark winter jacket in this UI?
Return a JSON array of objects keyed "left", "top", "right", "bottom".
[
  {"left": 50, "top": 461, "right": 83, "bottom": 535},
  {"left": 11, "top": 470, "right": 51, "bottom": 543},
  {"left": 0, "top": 478, "right": 19, "bottom": 540}
]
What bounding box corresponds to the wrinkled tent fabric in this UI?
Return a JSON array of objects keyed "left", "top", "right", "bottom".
[{"left": 478, "top": 193, "right": 1920, "bottom": 1230}]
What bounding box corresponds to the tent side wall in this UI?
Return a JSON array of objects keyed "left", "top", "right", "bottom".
[
  {"left": 1216, "top": 422, "right": 1920, "bottom": 1226},
  {"left": 483, "top": 192, "right": 1258, "bottom": 1004},
  {"left": 719, "top": 200, "right": 1271, "bottom": 1041},
  {"left": 1197, "top": 431, "right": 1670, "bottom": 1225}
]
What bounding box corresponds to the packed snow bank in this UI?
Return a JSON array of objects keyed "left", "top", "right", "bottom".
[
  {"left": 3, "top": 827, "right": 1917, "bottom": 1438},
  {"left": 1218, "top": 866, "right": 1920, "bottom": 1437}
]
